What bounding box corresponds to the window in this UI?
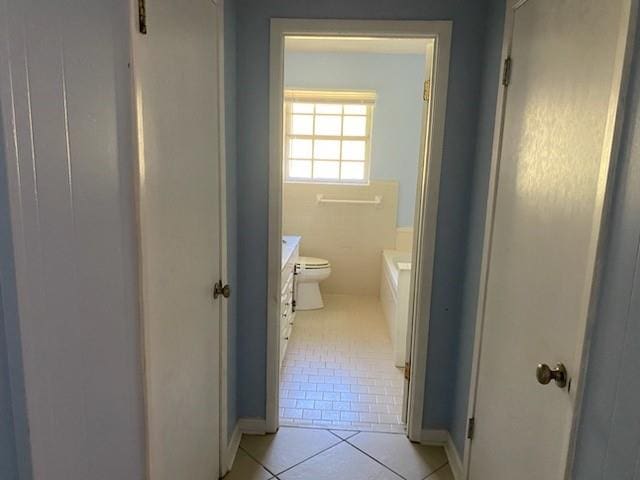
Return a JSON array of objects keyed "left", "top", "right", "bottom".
[{"left": 284, "top": 89, "right": 375, "bottom": 183}]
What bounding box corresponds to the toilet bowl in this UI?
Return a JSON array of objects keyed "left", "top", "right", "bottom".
[{"left": 295, "top": 256, "right": 331, "bottom": 310}]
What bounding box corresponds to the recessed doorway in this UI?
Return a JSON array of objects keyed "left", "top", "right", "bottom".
[{"left": 267, "top": 20, "right": 452, "bottom": 441}]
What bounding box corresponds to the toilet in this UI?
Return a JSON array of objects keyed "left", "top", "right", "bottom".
[{"left": 295, "top": 256, "right": 331, "bottom": 310}]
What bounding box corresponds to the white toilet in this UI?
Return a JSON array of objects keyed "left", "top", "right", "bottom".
[{"left": 295, "top": 256, "right": 331, "bottom": 310}]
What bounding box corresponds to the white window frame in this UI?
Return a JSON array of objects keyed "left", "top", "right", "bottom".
[{"left": 283, "top": 89, "right": 376, "bottom": 184}]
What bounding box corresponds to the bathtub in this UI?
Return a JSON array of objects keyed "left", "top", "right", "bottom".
[{"left": 380, "top": 250, "right": 412, "bottom": 367}]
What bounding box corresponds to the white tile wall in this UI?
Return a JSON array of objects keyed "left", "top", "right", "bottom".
[
  {"left": 283, "top": 181, "right": 398, "bottom": 295},
  {"left": 395, "top": 227, "right": 414, "bottom": 252}
]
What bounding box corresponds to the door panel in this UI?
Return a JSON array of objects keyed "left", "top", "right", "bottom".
[
  {"left": 132, "top": 1, "right": 221, "bottom": 479},
  {"left": 469, "top": 0, "right": 630, "bottom": 478},
  {"left": 0, "top": 0, "right": 144, "bottom": 477}
]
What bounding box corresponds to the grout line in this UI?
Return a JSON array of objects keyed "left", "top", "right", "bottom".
[
  {"left": 422, "top": 461, "right": 450, "bottom": 479},
  {"left": 237, "top": 427, "right": 448, "bottom": 480},
  {"left": 237, "top": 445, "right": 279, "bottom": 477},
  {"left": 328, "top": 429, "right": 354, "bottom": 440},
  {"left": 272, "top": 437, "right": 347, "bottom": 476},
  {"left": 343, "top": 439, "right": 409, "bottom": 479},
  {"left": 339, "top": 430, "right": 361, "bottom": 440}
]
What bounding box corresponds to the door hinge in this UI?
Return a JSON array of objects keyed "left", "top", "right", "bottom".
[
  {"left": 502, "top": 56, "right": 512, "bottom": 87},
  {"left": 423, "top": 79, "right": 431, "bottom": 102},
  {"left": 404, "top": 361, "right": 411, "bottom": 380},
  {"left": 138, "top": 0, "right": 147, "bottom": 34},
  {"left": 467, "top": 417, "right": 475, "bottom": 439}
]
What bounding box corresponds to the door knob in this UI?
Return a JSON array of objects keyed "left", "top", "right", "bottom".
[
  {"left": 536, "top": 363, "right": 567, "bottom": 388},
  {"left": 213, "top": 280, "right": 231, "bottom": 299}
]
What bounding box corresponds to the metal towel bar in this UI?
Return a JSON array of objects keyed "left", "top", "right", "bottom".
[{"left": 316, "top": 194, "right": 382, "bottom": 206}]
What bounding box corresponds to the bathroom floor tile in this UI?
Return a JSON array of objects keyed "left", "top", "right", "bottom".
[
  {"left": 280, "top": 295, "right": 405, "bottom": 433},
  {"left": 329, "top": 429, "right": 359, "bottom": 440}
]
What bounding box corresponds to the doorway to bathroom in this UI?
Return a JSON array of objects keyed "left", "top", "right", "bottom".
[{"left": 267, "top": 20, "right": 451, "bottom": 441}]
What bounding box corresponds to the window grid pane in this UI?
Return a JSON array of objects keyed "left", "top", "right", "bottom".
[{"left": 285, "top": 97, "right": 371, "bottom": 183}]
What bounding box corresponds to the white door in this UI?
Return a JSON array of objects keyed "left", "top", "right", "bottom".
[
  {"left": 131, "top": 1, "right": 222, "bottom": 479},
  {"left": 404, "top": 41, "right": 435, "bottom": 426},
  {"left": 468, "top": 0, "right": 632, "bottom": 478}
]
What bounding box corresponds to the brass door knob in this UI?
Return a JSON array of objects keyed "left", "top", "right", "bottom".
[
  {"left": 213, "top": 280, "right": 231, "bottom": 299},
  {"left": 536, "top": 363, "right": 567, "bottom": 388}
]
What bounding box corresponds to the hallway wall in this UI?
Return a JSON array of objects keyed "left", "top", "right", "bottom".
[
  {"left": 0, "top": 105, "right": 22, "bottom": 480},
  {"left": 234, "top": 0, "right": 493, "bottom": 428},
  {"left": 450, "top": 0, "right": 505, "bottom": 456},
  {"left": 572, "top": 17, "right": 640, "bottom": 478}
]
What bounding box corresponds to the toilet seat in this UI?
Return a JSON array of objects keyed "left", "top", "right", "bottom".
[{"left": 297, "top": 256, "right": 330, "bottom": 270}]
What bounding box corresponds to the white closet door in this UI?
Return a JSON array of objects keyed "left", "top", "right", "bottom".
[
  {"left": 468, "top": 0, "right": 633, "bottom": 478},
  {"left": 131, "top": 0, "right": 222, "bottom": 478}
]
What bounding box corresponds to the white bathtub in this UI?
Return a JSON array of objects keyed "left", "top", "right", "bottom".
[{"left": 380, "top": 250, "right": 412, "bottom": 367}]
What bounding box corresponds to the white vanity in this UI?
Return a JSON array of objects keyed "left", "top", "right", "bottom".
[{"left": 280, "top": 236, "right": 300, "bottom": 366}]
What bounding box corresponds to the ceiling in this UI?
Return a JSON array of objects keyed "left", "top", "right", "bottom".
[{"left": 284, "top": 36, "right": 431, "bottom": 55}]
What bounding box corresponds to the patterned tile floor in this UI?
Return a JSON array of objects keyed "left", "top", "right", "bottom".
[
  {"left": 279, "top": 294, "right": 405, "bottom": 432},
  {"left": 224, "top": 426, "right": 453, "bottom": 480}
]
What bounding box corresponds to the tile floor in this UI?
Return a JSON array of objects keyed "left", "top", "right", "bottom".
[
  {"left": 224, "top": 426, "right": 453, "bottom": 480},
  {"left": 280, "top": 295, "right": 405, "bottom": 433}
]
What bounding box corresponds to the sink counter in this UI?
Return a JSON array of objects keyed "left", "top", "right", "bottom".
[{"left": 282, "top": 235, "right": 301, "bottom": 270}]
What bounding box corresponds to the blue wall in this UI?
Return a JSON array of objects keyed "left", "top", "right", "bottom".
[
  {"left": 0, "top": 102, "right": 18, "bottom": 480},
  {"left": 0, "top": 105, "right": 31, "bottom": 480},
  {"left": 450, "top": 0, "right": 505, "bottom": 456},
  {"left": 0, "top": 282, "right": 18, "bottom": 480},
  {"left": 572, "top": 19, "right": 640, "bottom": 478},
  {"left": 224, "top": 0, "right": 239, "bottom": 440},
  {"left": 235, "top": 0, "right": 492, "bottom": 425},
  {"left": 284, "top": 51, "right": 425, "bottom": 227}
]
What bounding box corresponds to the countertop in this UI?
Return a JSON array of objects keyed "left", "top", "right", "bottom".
[{"left": 282, "top": 235, "right": 301, "bottom": 270}]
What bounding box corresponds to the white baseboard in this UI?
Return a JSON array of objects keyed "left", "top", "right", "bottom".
[
  {"left": 421, "top": 429, "right": 464, "bottom": 480},
  {"left": 420, "top": 429, "right": 449, "bottom": 445},
  {"left": 238, "top": 417, "right": 267, "bottom": 435},
  {"left": 221, "top": 418, "right": 268, "bottom": 476},
  {"left": 444, "top": 433, "right": 463, "bottom": 480},
  {"left": 221, "top": 423, "right": 242, "bottom": 475}
]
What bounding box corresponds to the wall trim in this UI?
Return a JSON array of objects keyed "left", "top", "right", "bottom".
[
  {"left": 444, "top": 434, "right": 464, "bottom": 480},
  {"left": 221, "top": 423, "right": 242, "bottom": 475},
  {"left": 420, "top": 429, "right": 448, "bottom": 445},
  {"left": 216, "top": 0, "right": 231, "bottom": 477},
  {"left": 238, "top": 417, "right": 268, "bottom": 435},
  {"left": 421, "top": 429, "right": 463, "bottom": 480},
  {"left": 221, "top": 418, "right": 269, "bottom": 474}
]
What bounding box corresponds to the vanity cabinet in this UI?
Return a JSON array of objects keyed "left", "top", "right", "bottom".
[{"left": 280, "top": 236, "right": 300, "bottom": 367}]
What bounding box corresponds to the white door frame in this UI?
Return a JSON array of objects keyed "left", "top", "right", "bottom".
[
  {"left": 267, "top": 18, "right": 452, "bottom": 440},
  {"left": 462, "top": 0, "right": 638, "bottom": 478},
  {"left": 216, "top": 0, "right": 231, "bottom": 475}
]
